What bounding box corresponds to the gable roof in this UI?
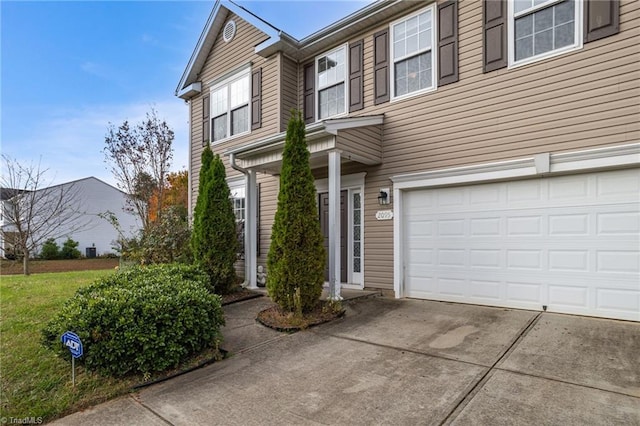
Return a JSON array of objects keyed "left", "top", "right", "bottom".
[
  {"left": 175, "top": 0, "right": 282, "bottom": 99},
  {"left": 176, "top": 0, "right": 415, "bottom": 99}
]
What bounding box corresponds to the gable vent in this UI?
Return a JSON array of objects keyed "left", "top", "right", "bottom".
[{"left": 223, "top": 20, "right": 236, "bottom": 43}]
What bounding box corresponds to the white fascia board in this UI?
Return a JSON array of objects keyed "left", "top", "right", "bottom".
[
  {"left": 391, "top": 143, "right": 640, "bottom": 190},
  {"left": 323, "top": 115, "right": 385, "bottom": 135},
  {"left": 177, "top": 82, "right": 202, "bottom": 100},
  {"left": 175, "top": 1, "right": 225, "bottom": 96},
  {"left": 550, "top": 143, "right": 640, "bottom": 173},
  {"left": 392, "top": 158, "right": 537, "bottom": 190}
]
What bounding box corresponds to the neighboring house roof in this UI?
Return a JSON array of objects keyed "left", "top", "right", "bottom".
[
  {"left": 176, "top": 0, "right": 413, "bottom": 99},
  {"left": 32, "top": 176, "right": 128, "bottom": 196},
  {"left": 1, "top": 188, "right": 28, "bottom": 201}
]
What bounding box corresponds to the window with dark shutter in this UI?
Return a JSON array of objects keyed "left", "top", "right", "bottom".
[
  {"left": 303, "top": 62, "right": 315, "bottom": 123},
  {"left": 438, "top": 0, "right": 459, "bottom": 86},
  {"left": 349, "top": 39, "right": 364, "bottom": 112},
  {"left": 251, "top": 68, "right": 262, "bottom": 130},
  {"left": 373, "top": 29, "right": 390, "bottom": 105},
  {"left": 585, "top": 0, "right": 619, "bottom": 43},
  {"left": 483, "top": 0, "right": 507, "bottom": 73},
  {"left": 202, "top": 95, "right": 210, "bottom": 146}
]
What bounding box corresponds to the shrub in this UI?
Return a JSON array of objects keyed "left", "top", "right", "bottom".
[
  {"left": 267, "top": 112, "right": 325, "bottom": 313},
  {"left": 138, "top": 206, "right": 192, "bottom": 264},
  {"left": 40, "top": 238, "right": 60, "bottom": 260},
  {"left": 60, "top": 238, "right": 81, "bottom": 259},
  {"left": 191, "top": 146, "right": 238, "bottom": 294},
  {"left": 42, "top": 264, "right": 224, "bottom": 377}
]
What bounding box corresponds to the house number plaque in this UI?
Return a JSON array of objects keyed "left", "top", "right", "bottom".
[{"left": 375, "top": 210, "right": 393, "bottom": 220}]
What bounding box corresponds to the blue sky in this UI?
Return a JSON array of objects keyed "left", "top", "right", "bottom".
[{"left": 1, "top": 0, "right": 371, "bottom": 187}]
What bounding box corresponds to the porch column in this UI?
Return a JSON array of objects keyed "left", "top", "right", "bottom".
[
  {"left": 328, "top": 150, "right": 343, "bottom": 301},
  {"left": 246, "top": 170, "right": 258, "bottom": 289}
]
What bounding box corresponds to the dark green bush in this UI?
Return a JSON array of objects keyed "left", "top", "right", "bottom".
[
  {"left": 40, "top": 238, "right": 61, "bottom": 260},
  {"left": 267, "top": 112, "right": 325, "bottom": 313},
  {"left": 42, "top": 264, "right": 224, "bottom": 377},
  {"left": 191, "top": 147, "right": 238, "bottom": 294},
  {"left": 60, "top": 238, "right": 81, "bottom": 259}
]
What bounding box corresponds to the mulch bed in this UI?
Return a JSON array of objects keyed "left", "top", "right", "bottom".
[
  {"left": 221, "top": 288, "right": 263, "bottom": 305},
  {"left": 1, "top": 258, "right": 120, "bottom": 275},
  {"left": 256, "top": 302, "right": 345, "bottom": 332}
]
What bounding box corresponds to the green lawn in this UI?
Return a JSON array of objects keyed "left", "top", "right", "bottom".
[{"left": 0, "top": 270, "right": 137, "bottom": 422}]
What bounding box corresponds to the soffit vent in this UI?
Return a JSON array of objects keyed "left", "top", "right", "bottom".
[{"left": 223, "top": 20, "right": 237, "bottom": 43}]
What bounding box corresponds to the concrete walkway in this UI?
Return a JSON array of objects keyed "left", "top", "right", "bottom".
[{"left": 54, "top": 295, "right": 640, "bottom": 425}]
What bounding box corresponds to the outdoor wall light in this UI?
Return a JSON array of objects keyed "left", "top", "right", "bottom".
[{"left": 378, "top": 188, "right": 390, "bottom": 205}]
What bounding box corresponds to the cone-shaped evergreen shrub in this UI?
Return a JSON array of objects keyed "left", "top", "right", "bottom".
[
  {"left": 267, "top": 111, "right": 326, "bottom": 313},
  {"left": 191, "top": 146, "right": 238, "bottom": 294}
]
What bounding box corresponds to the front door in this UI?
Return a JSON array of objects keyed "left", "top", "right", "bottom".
[{"left": 319, "top": 191, "right": 347, "bottom": 282}]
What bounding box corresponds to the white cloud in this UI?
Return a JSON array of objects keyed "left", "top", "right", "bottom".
[{"left": 3, "top": 99, "right": 190, "bottom": 188}]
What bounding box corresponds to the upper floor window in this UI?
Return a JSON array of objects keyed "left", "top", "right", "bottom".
[
  {"left": 509, "top": 0, "right": 582, "bottom": 66},
  {"left": 390, "top": 5, "right": 437, "bottom": 100},
  {"left": 210, "top": 68, "right": 251, "bottom": 143},
  {"left": 316, "top": 45, "right": 347, "bottom": 119}
]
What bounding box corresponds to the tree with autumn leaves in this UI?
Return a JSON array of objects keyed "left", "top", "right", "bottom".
[{"left": 148, "top": 170, "right": 189, "bottom": 223}]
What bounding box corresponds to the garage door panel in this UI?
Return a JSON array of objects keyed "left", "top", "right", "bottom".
[
  {"left": 470, "top": 280, "right": 502, "bottom": 300},
  {"left": 403, "top": 169, "right": 640, "bottom": 321},
  {"left": 596, "top": 289, "right": 640, "bottom": 314},
  {"left": 597, "top": 211, "right": 640, "bottom": 235}
]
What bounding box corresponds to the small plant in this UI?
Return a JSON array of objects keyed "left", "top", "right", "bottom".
[
  {"left": 42, "top": 264, "right": 225, "bottom": 377},
  {"left": 40, "top": 238, "right": 60, "bottom": 260},
  {"left": 60, "top": 238, "right": 81, "bottom": 259}
]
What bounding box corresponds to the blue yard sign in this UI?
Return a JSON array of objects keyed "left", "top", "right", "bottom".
[{"left": 61, "top": 331, "right": 83, "bottom": 358}]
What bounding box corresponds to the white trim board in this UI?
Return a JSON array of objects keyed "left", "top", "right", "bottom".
[{"left": 391, "top": 143, "right": 640, "bottom": 190}]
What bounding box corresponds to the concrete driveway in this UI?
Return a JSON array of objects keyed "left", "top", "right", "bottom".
[{"left": 55, "top": 296, "right": 640, "bottom": 425}]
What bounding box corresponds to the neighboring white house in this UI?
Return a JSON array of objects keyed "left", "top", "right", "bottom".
[{"left": 1, "top": 177, "right": 141, "bottom": 258}]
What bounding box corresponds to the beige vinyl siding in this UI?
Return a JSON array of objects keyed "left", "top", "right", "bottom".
[
  {"left": 189, "top": 14, "right": 281, "bottom": 211},
  {"left": 280, "top": 55, "right": 299, "bottom": 132},
  {"left": 337, "top": 126, "right": 383, "bottom": 164},
  {"left": 291, "top": 0, "right": 639, "bottom": 291},
  {"left": 256, "top": 173, "right": 279, "bottom": 269}
]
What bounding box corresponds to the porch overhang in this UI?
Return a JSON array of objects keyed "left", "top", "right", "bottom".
[{"left": 225, "top": 115, "right": 384, "bottom": 174}]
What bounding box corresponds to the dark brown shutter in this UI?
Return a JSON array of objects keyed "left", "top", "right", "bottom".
[
  {"left": 438, "top": 0, "right": 459, "bottom": 86},
  {"left": 349, "top": 39, "right": 364, "bottom": 112},
  {"left": 483, "top": 0, "right": 507, "bottom": 73},
  {"left": 251, "top": 68, "right": 262, "bottom": 130},
  {"left": 202, "top": 95, "right": 210, "bottom": 146},
  {"left": 585, "top": 0, "right": 620, "bottom": 43},
  {"left": 373, "top": 29, "right": 390, "bottom": 105},
  {"left": 303, "top": 62, "right": 315, "bottom": 124}
]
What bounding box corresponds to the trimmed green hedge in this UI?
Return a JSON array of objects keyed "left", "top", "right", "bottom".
[{"left": 42, "top": 264, "right": 224, "bottom": 377}]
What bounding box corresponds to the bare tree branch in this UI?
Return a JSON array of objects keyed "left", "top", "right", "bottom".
[{"left": 103, "top": 107, "right": 173, "bottom": 230}]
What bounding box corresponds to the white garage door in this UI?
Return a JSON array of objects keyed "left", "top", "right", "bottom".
[{"left": 403, "top": 169, "right": 640, "bottom": 321}]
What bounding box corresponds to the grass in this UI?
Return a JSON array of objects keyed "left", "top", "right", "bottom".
[{"left": 0, "top": 270, "right": 138, "bottom": 422}]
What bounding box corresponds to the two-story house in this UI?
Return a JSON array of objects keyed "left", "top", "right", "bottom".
[{"left": 176, "top": 0, "right": 639, "bottom": 321}]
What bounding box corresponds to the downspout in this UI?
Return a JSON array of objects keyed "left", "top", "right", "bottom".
[
  {"left": 187, "top": 99, "right": 193, "bottom": 221},
  {"left": 229, "top": 153, "right": 257, "bottom": 289}
]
